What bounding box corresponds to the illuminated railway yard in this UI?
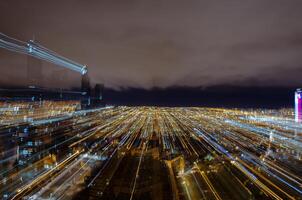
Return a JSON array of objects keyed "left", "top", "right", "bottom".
[{"left": 0, "top": 106, "right": 301, "bottom": 200}]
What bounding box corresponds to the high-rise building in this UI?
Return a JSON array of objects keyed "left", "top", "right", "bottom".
[
  {"left": 295, "top": 88, "right": 302, "bottom": 122},
  {"left": 27, "top": 55, "right": 42, "bottom": 87},
  {"left": 94, "top": 83, "right": 104, "bottom": 101},
  {"left": 81, "top": 74, "right": 91, "bottom": 108},
  {"left": 81, "top": 74, "right": 90, "bottom": 94},
  {"left": 91, "top": 83, "right": 105, "bottom": 107}
]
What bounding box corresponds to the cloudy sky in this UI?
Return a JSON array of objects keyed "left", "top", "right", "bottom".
[{"left": 1, "top": 0, "right": 302, "bottom": 89}]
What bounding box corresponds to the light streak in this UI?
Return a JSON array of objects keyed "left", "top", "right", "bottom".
[{"left": 0, "top": 32, "right": 87, "bottom": 74}]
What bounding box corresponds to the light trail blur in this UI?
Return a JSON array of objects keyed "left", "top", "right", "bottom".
[
  {"left": 0, "top": 106, "right": 301, "bottom": 199},
  {"left": 0, "top": 33, "right": 87, "bottom": 75}
]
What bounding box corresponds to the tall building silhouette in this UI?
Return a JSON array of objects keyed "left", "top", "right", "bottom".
[
  {"left": 94, "top": 83, "right": 104, "bottom": 100},
  {"left": 81, "top": 74, "right": 90, "bottom": 94},
  {"left": 91, "top": 83, "right": 105, "bottom": 107},
  {"left": 81, "top": 74, "right": 91, "bottom": 108}
]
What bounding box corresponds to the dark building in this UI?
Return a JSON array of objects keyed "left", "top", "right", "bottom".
[
  {"left": 94, "top": 84, "right": 103, "bottom": 101},
  {"left": 80, "top": 74, "right": 105, "bottom": 108},
  {"left": 81, "top": 74, "right": 91, "bottom": 109},
  {"left": 91, "top": 83, "right": 105, "bottom": 107},
  {"left": 81, "top": 74, "right": 90, "bottom": 93}
]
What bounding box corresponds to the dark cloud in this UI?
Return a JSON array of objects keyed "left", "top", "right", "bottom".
[
  {"left": 0, "top": 0, "right": 302, "bottom": 89},
  {"left": 104, "top": 86, "right": 295, "bottom": 108}
]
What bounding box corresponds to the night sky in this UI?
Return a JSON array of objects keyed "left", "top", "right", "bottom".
[{"left": 1, "top": 0, "right": 302, "bottom": 107}]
